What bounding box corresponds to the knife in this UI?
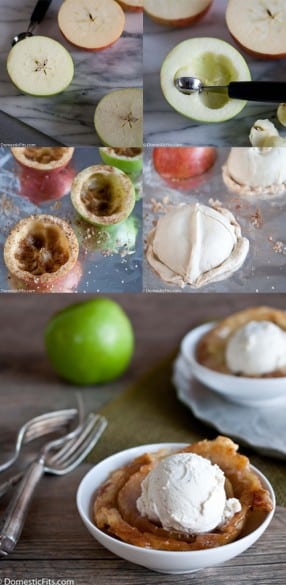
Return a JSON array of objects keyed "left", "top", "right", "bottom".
[{"left": 0, "top": 110, "right": 66, "bottom": 146}]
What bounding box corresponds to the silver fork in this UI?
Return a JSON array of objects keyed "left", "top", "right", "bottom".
[
  {"left": 0, "top": 408, "right": 79, "bottom": 473},
  {"left": 0, "top": 413, "right": 107, "bottom": 557}
]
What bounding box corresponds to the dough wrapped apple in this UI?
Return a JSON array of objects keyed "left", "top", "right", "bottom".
[{"left": 146, "top": 202, "right": 249, "bottom": 288}]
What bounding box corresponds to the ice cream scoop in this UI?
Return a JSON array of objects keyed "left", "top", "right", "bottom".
[
  {"left": 224, "top": 147, "right": 286, "bottom": 191},
  {"left": 136, "top": 452, "right": 241, "bottom": 534},
  {"left": 226, "top": 320, "right": 286, "bottom": 376},
  {"left": 146, "top": 202, "right": 249, "bottom": 288}
]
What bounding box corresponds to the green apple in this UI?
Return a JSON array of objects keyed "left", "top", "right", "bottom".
[
  {"left": 94, "top": 88, "right": 143, "bottom": 147},
  {"left": 44, "top": 298, "right": 134, "bottom": 385},
  {"left": 71, "top": 164, "right": 135, "bottom": 226},
  {"left": 99, "top": 147, "right": 143, "bottom": 175},
  {"left": 7, "top": 36, "right": 74, "bottom": 96},
  {"left": 160, "top": 37, "right": 251, "bottom": 123}
]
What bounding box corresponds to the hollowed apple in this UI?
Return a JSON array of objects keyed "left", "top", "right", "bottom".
[
  {"left": 7, "top": 36, "right": 74, "bottom": 96},
  {"left": 226, "top": 0, "right": 286, "bottom": 59},
  {"left": 58, "top": 0, "right": 125, "bottom": 51},
  {"left": 4, "top": 215, "right": 79, "bottom": 291},
  {"left": 11, "top": 147, "right": 74, "bottom": 174},
  {"left": 71, "top": 165, "right": 135, "bottom": 225},
  {"left": 94, "top": 88, "right": 143, "bottom": 147},
  {"left": 117, "top": 0, "right": 143, "bottom": 11},
  {"left": 153, "top": 147, "right": 217, "bottom": 181},
  {"left": 144, "top": 0, "right": 212, "bottom": 27},
  {"left": 99, "top": 147, "right": 143, "bottom": 175},
  {"left": 160, "top": 37, "right": 251, "bottom": 123}
]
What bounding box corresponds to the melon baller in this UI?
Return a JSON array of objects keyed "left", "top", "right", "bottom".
[{"left": 175, "top": 76, "right": 286, "bottom": 102}]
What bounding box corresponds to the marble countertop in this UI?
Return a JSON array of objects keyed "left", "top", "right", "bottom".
[
  {"left": 0, "top": 0, "right": 142, "bottom": 146},
  {"left": 144, "top": 0, "right": 286, "bottom": 146}
]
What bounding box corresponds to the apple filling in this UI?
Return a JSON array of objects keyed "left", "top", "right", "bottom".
[
  {"left": 15, "top": 222, "right": 70, "bottom": 276},
  {"left": 112, "top": 148, "right": 142, "bottom": 158},
  {"left": 24, "top": 148, "right": 66, "bottom": 165},
  {"left": 81, "top": 174, "right": 123, "bottom": 217}
]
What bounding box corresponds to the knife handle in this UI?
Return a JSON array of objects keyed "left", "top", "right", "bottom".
[
  {"left": 30, "top": 0, "right": 53, "bottom": 26},
  {"left": 228, "top": 82, "right": 286, "bottom": 103}
]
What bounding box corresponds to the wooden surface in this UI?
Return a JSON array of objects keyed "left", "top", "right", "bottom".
[{"left": 0, "top": 293, "right": 286, "bottom": 584}]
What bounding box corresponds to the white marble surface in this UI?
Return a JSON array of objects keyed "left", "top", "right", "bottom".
[
  {"left": 144, "top": 0, "right": 286, "bottom": 146},
  {"left": 0, "top": 0, "right": 142, "bottom": 145}
]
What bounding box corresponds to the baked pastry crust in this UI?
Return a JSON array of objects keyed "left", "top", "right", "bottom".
[
  {"left": 93, "top": 436, "right": 272, "bottom": 551},
  {"left": 196, "top": 306, "right": 286, "bottom": 376}
]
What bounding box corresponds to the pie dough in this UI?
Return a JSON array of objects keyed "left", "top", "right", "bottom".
[
  {"left": 146, "top": 203, "right": 249, "bottom": 288},
  {"left": 223, "top": 147, "right": 286, "bottom": 197}
]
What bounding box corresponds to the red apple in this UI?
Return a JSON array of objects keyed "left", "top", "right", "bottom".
[
  {"left": 153, "top": 147, "right": 217, "bottom": 181},
  {"left": 18, "top": 165, "right": 76, "bottom": 204},
  {"left": 58, "top": 0, "right": 125, "bottom": 51},
  {"left": 144, "top": 0, "right": 213, "bottom": 27},
  {"left": 117, "top": 0, "right": 143, "bottom": 11},
  {"left": 226, "top": 0, "right": 286, "bottom": 59}
]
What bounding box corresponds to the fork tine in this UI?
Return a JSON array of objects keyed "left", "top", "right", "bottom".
[
  {"left": 25, "top": 409, "right": 78, "bottom": 442},
  {"left": 50, "top": 414, "right": 100, "bottom": 465},
  {"left": 48, "top": 415, "right": 107, "bottom": 475}
]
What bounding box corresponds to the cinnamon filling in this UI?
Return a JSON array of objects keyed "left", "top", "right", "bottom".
[
  {"left": 81, "top": 174, "right": 122, "bottom": 217},
  {"left": 112, "top": 148, "right": 142, "bottom": 157},
  {"left": 24, "top": 147, "right": 66, "bottom": 165},
  {"left": 15, "top": 224, "right": 70, "bottom": 275}
]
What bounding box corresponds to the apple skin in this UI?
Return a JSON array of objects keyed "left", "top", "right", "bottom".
[
  {"left": 227, "top": 31, "right": 286, "bottom": 60},
  {"left": 18, "top": 166, "right": 76, "bottom": 204},
  {"left": 144, "top": 2, "right": 212, "bottom": 27},
  {"left": 153, "top": 147, "right": 217, "bottom": 181},
  {"left": 9, "top": 260, "right": 82, "bottom": 293},
  {"left": 117, "top": 0, "right": 143, "bottom": 11}
]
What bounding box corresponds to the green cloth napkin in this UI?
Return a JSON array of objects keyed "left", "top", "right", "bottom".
[{"left": 89, "top": 352, "right": 286, "bottom": 507}]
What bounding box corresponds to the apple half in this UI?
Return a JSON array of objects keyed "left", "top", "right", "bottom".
[
  {"left": 144, "top": 0, "right": 212, "bottom": 27},
  {"left": 7, "top": 36, "right": 74, "bottom": 96},
  {"left": 117, "top": 0, "right": 143, "bottom": 11},
  {"left": 153, "top": 147, "right": 217, "bottom": 181},
  {"left": 4, "top": 215, "right": 79, "bottom": 291},
  {"left": 58, "top": 0, "right": 125, "bottom": 51},
  {"left": 226, "top": 0, "right": 286, "bottom": 59},
  {"left": 99, "top": 147, "right": 143, "bottom": 175},
  {"left": 94, "top": 88, "right": 143, "bottom": 147},
  {"left": 161, "top": 37, "right": 251, "bottom": 123},
  {"left": 71, "top": 165, "right": 135, "bottom": 226}
]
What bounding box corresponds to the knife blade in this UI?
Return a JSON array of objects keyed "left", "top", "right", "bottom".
[{"left": 0, "top": 110, "right": 66, "bottom": 146}]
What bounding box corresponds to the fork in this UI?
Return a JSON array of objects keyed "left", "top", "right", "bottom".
[
  {"left": 0, "top": 413, "right": 107, "bottom": 557},
  {"left": 0, "top": 408, "right": 79, "bottom": 473}
]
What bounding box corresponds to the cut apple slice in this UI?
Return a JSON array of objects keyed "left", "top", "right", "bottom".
[
  {"left": 71, "top": 165, "right": 135, "bottom": 225},
  {"left": 4, "top": 215, "right": 79, "bottom": 290},
  {"left": 117, "top": 0, "right": 143, "bottom": 11},
  {"left": 94, "top": 88, "right": 143, "bottom": 147},
  {"left": 144, "top": 0, "right": 212, "bottom": 26},
  {"left": 7, "top": 36, "right": 74, "bottom": 96},
  {"left": 226, "top": 0, "right": 286, "bottom": 59},
  {"left": 58, "top": 0, "right": 125, "bottom": 51},
  {"left": 161, "top": 37, "right": 251, "bottom": 123}
]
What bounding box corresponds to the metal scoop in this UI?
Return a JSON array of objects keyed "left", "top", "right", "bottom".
[
  {"left": 175, "top": 77, "right": 286, "bottom": 103},
  {"left": 12, "top": 0, "right": 53, "bottom": 46}
]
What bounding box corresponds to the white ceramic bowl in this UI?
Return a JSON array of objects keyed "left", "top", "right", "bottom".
[
  {"left": 76, "top": 443, "right": 275, "bottom": 574},
  {"left": 181, "top": 323, "right": 286, "bottom": 407}
]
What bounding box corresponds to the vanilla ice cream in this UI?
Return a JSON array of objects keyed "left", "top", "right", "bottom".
[
  {"left": 224, "top": 147, "right": 286, "bottom": 193},
  {"left": 136, "top": 452, "right": 241, "bottom": 534},
  {"left": 226, "top": 320, "right": 286, "bottom": 376},
  {"left": 146, "top": 203, "right": 249, "bottom": 288}
]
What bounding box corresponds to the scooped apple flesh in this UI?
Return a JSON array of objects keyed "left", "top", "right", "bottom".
[
  {"left": 7, "top": 36, "right": 74, "bottom": 96},
  {"left": 161, "top": 38, "right": 251, "bottom": 123}
]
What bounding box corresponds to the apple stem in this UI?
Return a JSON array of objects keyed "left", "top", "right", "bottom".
[
  {"left": 266, "top": 8, "right": 274, "bottom": 18},
  {"left": 88, "top": 12, "right": 95, "bottom": 22},
  {"left": 121, "top": 111, "right": 139, "bottom": 129}
]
